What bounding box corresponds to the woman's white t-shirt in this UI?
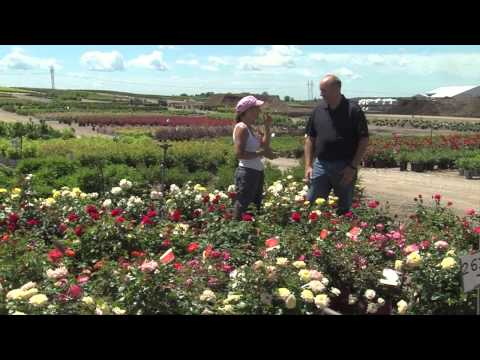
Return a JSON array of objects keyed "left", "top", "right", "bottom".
[{"left": 233, "top": 122, "right": 264, "bottom": 171}]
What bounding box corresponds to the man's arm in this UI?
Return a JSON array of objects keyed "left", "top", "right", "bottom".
[
  {"left": 304, "top": 112, "right": 317, "bottom": 182},
  {"left": 350, "top": 136, "right": 369, "bottom": 169}
]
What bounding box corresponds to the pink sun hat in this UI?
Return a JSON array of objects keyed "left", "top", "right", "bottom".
[{"left": 235, "top": 95, "right": 265, "bottom": 114}]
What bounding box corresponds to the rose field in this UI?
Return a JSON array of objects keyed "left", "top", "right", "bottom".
[{"left": 1, "top": 174, "right": 479, "bottom": 315}]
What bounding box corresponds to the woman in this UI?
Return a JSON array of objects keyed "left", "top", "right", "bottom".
[{"left": 232, "top": 95, "right": 275, "bottom": 220}]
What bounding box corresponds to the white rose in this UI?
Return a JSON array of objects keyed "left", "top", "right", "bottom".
[
  {"left": 29, "top": 294, "right": 48, "bottom": 307},
  {"left": 102, "top": 199, "right": 112, "bottom": 208},
  {"left": 170, "top": 184, "right": 180, "bottom": 193},
  {"left": 227, "top": 185, "right": 236, "bottom": 193},
  {"left": 321, "top": 277, "right": 329, "bottom": 286},
  {"left": 112, "top": 307, "right": 126, "bottom": 315},
  {"left": 377, "top": 298, "right": 385, "bottom": 306},
  {"left": 20, "top": 281, "right": 37, "bottom": 291},
  {"left": 119, "top": 179, "right": 132, "bottom": 190},
  {"left": 150, "top": 191, "right": 163, "bottom": 200},
  {"left": 88, "top": 192, "right": 99, "bottom": 199},
  {"left": 348, "top": 294, "right": 358, "bottom": 305},
  {"left": 199, "top": 289, "right": 216, "bottom": 303},
  {"left": 314, "top": 294, "right": 330, "bottom": 310},
  {"left": 82, "top": 296, "right": 95, "bottom": 306},
  {"left": 364, "top": 289, "right": 376, "bottom": 301},
  {"left": 366, "top": 303, "right": 379, "bottom": 314},
  {"left": 111, "top": 187, "right": 122, "bottom": 195},
  {"left": 330, "top": 288, "right": 341, "bottom": 297},
  {"left": 308, "top": 280, "right": 326, "bottom": 294},
  {"left": 285, "top": 294, "right": 297, "bottom": 309}
]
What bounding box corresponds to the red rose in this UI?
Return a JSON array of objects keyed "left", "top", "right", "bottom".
[
  {"left": 208, "top": 205, "right": 216, "bottom": 212},
  {"left": 312, "top": 249, "right": 322, "bottom": 257},
  {"left": 352, "top": 202, "right": 360, "bottom": 209},
  {"left": 115, "top": 216, "right": 126, "bottom": 223},
  {"left": 58, "top": 223, "right": 68, "bottom": 234},
  {"left": 74, "top": 225, "right": 83, "bottom": 237},
  {"left": 291, "top": 212, "right": 301, "bottom": 222},
  {"left": 68, "top": 284, "right": 82, "bottom": 299},
  {"left": 146, "top": 210, "right": 157, "bottom": 218},
  {"left": 187, "top": 242, "right": 199, "bottom": 253},
  {"left": 131, "top": 250, "right": 146, "bottom": 258},
  {"left": 48, "top": 248, "right": 64, "bottom": 263},
  {"left": 76, "top": 274, "right": 90, "bottom": 285},
  {"left": 420, "top": 240, "right": 430, "bottom": 250},
  {"left": 320, "top": 229, "right": 329, "bottom": 240},
  {"left": 27, "top": 218, "right": 40, "bottom": 226},
  {"left": 162, "top": 239, "right": 171, "bottom": 248},
  {"left": 210, "top": 250, "right": 222, "bottom": 258},
  {"left": 85, "top": 205, "right": 98, "bottom": 214},
  {"left": 111, "top": 208, "right": 123, "bottom": 217},
  {"left": 228, "top": 192, "right": 236, "bottom": 200},
  {"left": 170, "top": 209, "right": 182, "bottom": 222},
  {"left": 8, "top": 213, "right": 19, "bottom": 223},
  {"left": 89, "top": 212, "right": 101, "bottom": 221},
  {"left": 173, "top": 262, "right": 183, "bottom": 270},
  {"left": 203, "top": 195, "right": 210, "bottom": 203},
  {"left": 308, "top": 212, "right": 318, "bottom": 222},
  {"left": 65, "top": 248, "right": 76, "bottom": 257},
  {"left": 474, "top": 227, "right": 480, "bottom": 234},
  {"left": 1, "top": 233, "right": 9, "bottom": 242},
  {"left": 7, "top": 223, "right": 16, "bottom": 232},
  {"left": 140, "top": 215, "right": 153, "bottom": 226},
  {"left": 223, "top": 251, "right": 231, "bottom": 261},
  {"left": 368, "top": 200, "right": 380, "bottom": 209},
  {"left": 192, "top": 209, "right": 202, "bottom": 218},
  {"left": 222, "top": 264, "right": 234, "bottom": 273},
  {"left": 67, "top": 213, "right": 79, "bottom": 222},
  {"left": 433, "top": 193, "right": 441, "bottom": 202},
  {"left": 242, "top": 213, "right": 253, "bottom": 222},
  {"left": 219, "top": 204, "right": 226, "bottom": 211}
]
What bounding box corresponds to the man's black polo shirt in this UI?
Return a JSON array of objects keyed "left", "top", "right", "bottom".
[{"left": 305, "top": 95, "right": 369, "bottom": 162}]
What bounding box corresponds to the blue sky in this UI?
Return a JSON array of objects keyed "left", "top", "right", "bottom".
[{"left": 1, "top": 45, "right": 479, "bottom": 100}]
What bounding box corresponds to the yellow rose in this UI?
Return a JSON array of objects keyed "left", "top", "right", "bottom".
[
  {"left": 301, "top": 290, "right": 315, "bottom": 303},
  {"left": 277, "top": 288, "right": 291, "bottom": 300},
  {"left": 440, "top": 257, "right": 456, "bottom": 270},
  {"left": 446, "top": 249, "right": 456, "bottom": 256},
  {"left": 276, "top": 257, "right": 289, "bottom": 266},
  {"left": 12, "top": 188, "right": 21, "bottom": 195},
  {"left": 10, "top": 194, "right": 19, "bottom": 200},
  {"left": 304, "top": 201, "right": 310, "bottom": 206},
  {"left": 20, "top": 288, "right": 39, "bottom": 300},
  {"left": 315, "top": 198, "right": 326, "bottom": 206},
  {"left": 405, "top": 251, "right": 422, "bottom": 268},
  {"left": 0, "top": 188, "right": 7, "bottom": 193},
  {"left": 29, "top": 294, "right": 48, "bottom": 307},
  {"left": 292, "top": 261, "right": 306, "bottom": 269},
  {"left": 46, "top": 198, "right": 56, "bottom": 206},
  {"left": 328, "top": 200, "right": 336, "bottom": 206},
  {"left": 72, "top": 187, "right": 82, "bottom": 194},
  {"left": 82, "top": 296, "right": 95, "bottom": 306},
  {"left": 298, "top": 269, "right": 311, "bottom": 282},
  {"left": 6, "top": 289, "right": 25, "bottom": 301},
  {"left": 397, "top": 300, "right": 408, "bottom": 314},
  {"left": 314, "top": 294, "right": 331, "bottom": 310},
  {"left": 394, "top": 260, "right": 403, "bottom": 272}
]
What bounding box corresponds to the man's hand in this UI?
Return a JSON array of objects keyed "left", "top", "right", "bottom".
[
  {"left": 340, "top": 166, "right": 356, "bottom": 186},
  {"left": 304, "top": 166, "right": 313, "bottom": 184}
]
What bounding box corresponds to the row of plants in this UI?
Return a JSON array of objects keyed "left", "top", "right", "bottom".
[
  {"left": 362, "top": 134, "right": 480, "bottom": 169},
  {"left": 0, "top": 135, "right": 306, "bottom": 197},
  {"left": 0, "top": 120, "right": 73, "bottom": 141},
  {"left": 368, "top": 117, "right": 480, "bottom": 132},
  {"left": 0, "top": 175, "right": 478, "bottom": 315},
  {"left": 456, "top": 154, "right": 480, "bottom": 179}
]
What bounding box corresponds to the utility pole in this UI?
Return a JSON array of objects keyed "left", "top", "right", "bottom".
[{"left": 50, "top": 65, "right": 55, "bottom": 90}]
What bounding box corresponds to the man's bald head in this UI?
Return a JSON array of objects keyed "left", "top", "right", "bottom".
[
  {"left": 320, "top": 74, "right": 342, "bottom": 90},
  {"left": 320, "top": 74, "right": 342, "bottom": 107}
]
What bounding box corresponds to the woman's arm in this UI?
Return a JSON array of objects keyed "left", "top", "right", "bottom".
[{"left": 234, "top": 126, "right": 266, "bottom": 159}]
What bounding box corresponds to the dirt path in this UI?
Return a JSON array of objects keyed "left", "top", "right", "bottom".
[
  {"left": 267, "top": 157, "right": 479, "bottom": 218},
  {"left": 0, "top": 109, "right": 110, "bottom": 138}
]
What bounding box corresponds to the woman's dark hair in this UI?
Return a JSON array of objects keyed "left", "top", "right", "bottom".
[{"left": 235, "top": 112, "right": 244, "bottom": 123}]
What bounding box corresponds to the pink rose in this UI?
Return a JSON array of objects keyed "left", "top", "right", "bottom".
[
  {"left": 434, "top": 240, "right": 449, "bottom": 250},
  {"left": 139, "top": 260, "right": 158, "bottom": 273}
]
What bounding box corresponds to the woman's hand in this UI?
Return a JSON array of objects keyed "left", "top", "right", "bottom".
[{"left": 263, "top": 113, "right": 272, "bottom": 127}]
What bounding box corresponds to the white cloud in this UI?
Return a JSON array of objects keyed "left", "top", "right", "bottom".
[
  {"left": 333, "top": 67, "right": 362, "bottom": 80},
  {"left": 176, "top": 59, "right": 199, "bottom": 66},
  {"left": 158, "top": 45, "right": 176, "bottom": 50},
  {"left": 308, "top": 51, "right": 480, "bottom": 78},
  {"left": 0, "top": 47, "right": 60, "bottom": 70},
  {"left": 208, "top": 56, "right": 229, "bottom": 66},
  {"left": 200, "top": 65, "right": 219, "bottom": 72},
  {"left": 239, "top": 45, "right": 302, "bottom": 71},
  {"left": 80, "top": 51, "right": 125, "bottom": 72},
  {"left": 127, "top": 50, "right": 168, "bottom": 71}
]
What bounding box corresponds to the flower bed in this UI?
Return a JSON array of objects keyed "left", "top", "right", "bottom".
[{"left": 1, "top": 175, "right": 479, "bottom": 315}]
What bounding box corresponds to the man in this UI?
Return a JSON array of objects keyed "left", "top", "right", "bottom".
[{"left": 304, "top": 74, "right": 369, "bottom": 215}]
